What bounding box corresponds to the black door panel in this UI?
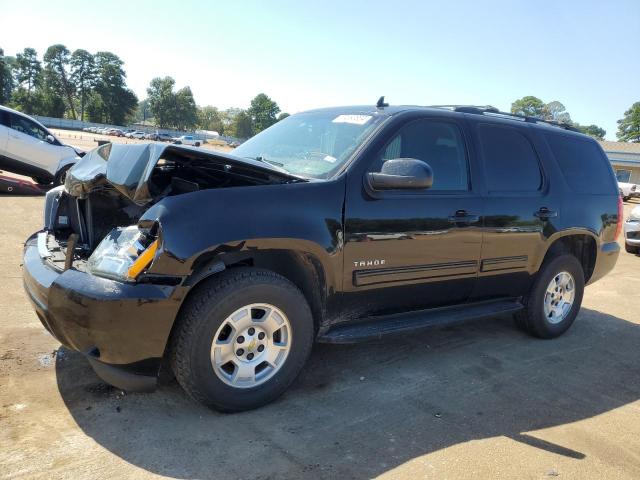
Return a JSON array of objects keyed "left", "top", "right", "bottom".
[{"left": 343, "top": 116, "right": 483, "bottom": 318}]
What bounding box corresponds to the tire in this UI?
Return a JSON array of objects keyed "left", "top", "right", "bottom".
[
  {"left": 170, "top": 267, "right": 314, "bottom": 412},
  {"left": 195, "top": 142, "right": 200, "bottom": 147},
  {"left": 515, "top": 254, "right": 585, "bottom": 339},
  {"left": 625, "top": 243, "right": 640, "bottom": 254}
]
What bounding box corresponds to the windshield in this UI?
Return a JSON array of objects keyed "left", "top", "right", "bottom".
[{"left": 233, "top": 111, "right": 386, "bottom": 179}]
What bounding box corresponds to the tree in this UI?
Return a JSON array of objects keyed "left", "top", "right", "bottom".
[
  {"left": 12, "top": 48, "right": 41, "bottom": 113},
  {"left": 511, "top": 96, "right": 546, "bottom": 118},
  {"left": 70, "top": 49, "right": 96, "bottom": 121},
  {"left": 0, "top": 48, "right": 13, "bottom": 104},
  {"left": 277, "top": 112, "right": 290, "bottom": 121},
  {"left": 174, "top": 86, "right": 198, "bottom": 130},
  {"left": 616, "top": 102, "right": 640, "bottom": 143},
  {"left": 147, "top": 76, "right": 176, "bottom": 128},
  {"left": 93, "top": 52, "right": 137, "bottom": 124},
  {"left": 247, "top": 93, "right": 280, "bottom": 132},
  {"left": 544, "top": 101, "right": 571, "bottom": 124},
  {"left": 198, "top": 105, "right": 224, "bottom": 133},
  {"left": 575, "top": 124, "right": 606, "bottom": 140},
  {"left": 231, "top": 110, "right": 254, "bottom": 138},
  {"left": 43, "top": 44, "right": 76, "bottom": 118}
]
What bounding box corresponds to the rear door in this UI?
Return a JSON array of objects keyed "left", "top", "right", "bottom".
[
  {"left": 342, "top": 114, "right": 484, "bottom": 318},
  {"left": 469, "top": 119, "right": 560, "bottom": 299}
]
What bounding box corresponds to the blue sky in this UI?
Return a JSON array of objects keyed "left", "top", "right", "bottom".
[{"left": 1, "top": 0, "right": 638, "bottom": 139}]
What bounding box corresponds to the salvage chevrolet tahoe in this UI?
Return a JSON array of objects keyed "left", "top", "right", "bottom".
[{"left": 23, "top": 102, "right": 622, "bottom": 412}]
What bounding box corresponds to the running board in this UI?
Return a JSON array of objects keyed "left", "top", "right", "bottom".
[{"left": 318, "top": 299, "right": 523, "bottom": 344}]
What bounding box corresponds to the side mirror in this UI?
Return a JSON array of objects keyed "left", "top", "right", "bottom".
[
  {"left": 367, "top": 158, "right": 433, "bottom": 190},
  {"left": 46, "top": 134, "right": 55, "bottom": 144}
]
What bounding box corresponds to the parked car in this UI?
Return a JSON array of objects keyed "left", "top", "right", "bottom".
[
  {"left": 0, "top": 104, "right": 83, "bottom": 185},
  {"left": 125, "top": 131, "right": 146, "bottom": 139},
  {"left": 618, "top": 181, "right": 638, "bottom": 201},
  {"left": 157, "top": 133, "right": 174, "bottom": 142},
  {"left": 623, "top": 205, "right": 640, "bottom": 254},
  {"left": 173, "top": 135, "right": 202, "bottom": 146},
  {"left": 23, "top": 103, "right": 621, "bottom": 412}
]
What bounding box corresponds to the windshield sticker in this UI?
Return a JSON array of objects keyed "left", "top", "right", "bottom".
[
  {"left": 323, "top": 155, "right": 338, "bottom": 163},
  {"left": 332, "top": 115, "right": 372, "bottom": 125}
]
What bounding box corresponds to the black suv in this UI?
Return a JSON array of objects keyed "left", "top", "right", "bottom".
[{"left": 23, "top": 103, "right": 621, "bottom": 412}]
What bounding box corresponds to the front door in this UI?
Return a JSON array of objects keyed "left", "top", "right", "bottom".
[{"left": 342, "top": 116, "right": 484, "bottom": 319}]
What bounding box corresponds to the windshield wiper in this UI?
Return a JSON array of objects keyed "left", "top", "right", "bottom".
[{"left": 244, "top": 155, "right": 289, "bottom": 171}]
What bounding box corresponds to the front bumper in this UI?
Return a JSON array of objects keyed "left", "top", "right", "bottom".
[
  {"left": 22, "top": 233, "right": 185, "bottom": 391},
  {"left": 624, "top": 220, "right": 640, "bottom": 245}
]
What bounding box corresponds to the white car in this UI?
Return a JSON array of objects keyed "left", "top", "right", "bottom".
[
  {"left": 624, "top": 205, "right": 640, "bottom": 254},
  {"left": 0, "top": 105, "right": 82, "bottom": 185},
  {"left": 618, "top": 181, "right": 638, "bottom": 201},
  {"left": 173, "top": 135, "right": 202, "bottom": 147},
  {"left": 126, "top": 131, "right": 146, "bottom": 139}
]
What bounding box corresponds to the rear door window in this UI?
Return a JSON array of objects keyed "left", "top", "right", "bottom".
[
  {"left": 477, "top": 124, "right": 542, "bottom": 193},
  {"left": 545, "top": 134, "right": 616, "bottom": 194}
]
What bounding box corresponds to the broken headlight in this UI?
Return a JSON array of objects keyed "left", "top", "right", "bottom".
[{"left": 86, "top": 226, "right": 158, "bottom": 282}]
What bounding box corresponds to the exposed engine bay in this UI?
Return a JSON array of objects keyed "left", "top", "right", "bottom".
[{"left": 41, "top": 143, "right": 302, "bottom": 275}]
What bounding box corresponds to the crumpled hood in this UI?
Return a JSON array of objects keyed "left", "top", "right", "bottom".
[{"left": 65, "top": 142, "right": 301, "bottom": 205}]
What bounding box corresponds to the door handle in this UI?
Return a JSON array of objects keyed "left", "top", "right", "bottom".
[
  {"left": 448, "top": 210, "right": 480, "bottom": 224},
  {"left": 534, "top": 207, "right": 558, "bottom": 219}
]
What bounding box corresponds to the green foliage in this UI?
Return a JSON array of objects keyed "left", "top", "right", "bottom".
[
  {"left": 511, "top": 96, "right": 546, "bottom": 117},
  {"left": 232, "top": 110, "right": 254, "bottom": 138},
  {"left": 198, "top": 105, "right": 224, "bottom": 133},
  {"left": 43, "top": 44, "right": 76, "bottom": 118},
  {"left": 0, "top": 48, "right": 13, "bottom": 104},
  {"left": 248, "top": 93, "right": 280, "bottom": 132},
  {"left": 70, "top": 49, "right": 96, "bottom": 120},
  {"left": 277, "top": 112, "right": 290, "bottom": 121},
  {"left": 575, "top": 124, "right": 606, "bottom": 140},
  {"left": 146, "top": 77, "right": 198, "bottom": 129},
  {"left": 93, "top": 52, "right": 137, "bottom": 124},
  {"left": 12, "top": 48, "right": 41, "bottom": 113},
  {"left": 616, "top": 102, "right": 640, "bottom": 143},
  {"left": 147, "top": 76, "right": 176, "bottom": 128}
]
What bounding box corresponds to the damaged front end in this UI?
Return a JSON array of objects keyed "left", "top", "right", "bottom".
[
  {"left": 24, "top": 142, "right": 303, "bottom": 391},
  {"left": 43, "top": 142, "right": 301, "bottom": 280}
]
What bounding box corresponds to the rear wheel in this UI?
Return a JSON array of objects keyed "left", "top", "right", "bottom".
[
  {"left": 170, "top": 268, "right": 314, "bottom": 412},
  {"left": 515, "top": 254, "right": 584, "bottom": 339}
]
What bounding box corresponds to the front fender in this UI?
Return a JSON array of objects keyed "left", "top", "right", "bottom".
[{"left": 143, "top": 178, "right": 345, "bottom": 295}]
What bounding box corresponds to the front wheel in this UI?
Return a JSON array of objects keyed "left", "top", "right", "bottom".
[
  {"left": 170, "top": 268, "right": 314, "bottom": 412},
  {"left": 626, "top": 243, "right": 640, "bottom": 254},
  {"left": 515, "top": 254, "right": 585, "bottom": 339}
]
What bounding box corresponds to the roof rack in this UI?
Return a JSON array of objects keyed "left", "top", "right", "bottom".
[{"left": 430, "top": 105, "right": 580, "bottom": 132}]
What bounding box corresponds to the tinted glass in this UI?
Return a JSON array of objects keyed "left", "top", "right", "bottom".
[
  {"left": 10, "top": 113, "right": 49, "bottom": 141},
  {"left": 616, "top": 169, "right": 631, "bottom": 183},
  {"left": 478, "top": 124, "right": 542, "bottom": 192},
  {"left": 546, "top": 134, "right": 616, "bottom": 194},
  {"left": 371, "top": 120, "right": 469, "bottom": 191}
]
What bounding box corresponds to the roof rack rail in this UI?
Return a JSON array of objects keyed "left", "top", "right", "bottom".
[{"left": 429, "top": 105, "right": 580, "bottom": 132}]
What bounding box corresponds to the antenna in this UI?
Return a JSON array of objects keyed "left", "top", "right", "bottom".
[{"left": 376, "top": 96, "right": 389, "bottom": 108}]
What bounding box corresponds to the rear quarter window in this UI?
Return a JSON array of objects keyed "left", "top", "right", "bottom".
[{"left": 545, "top": 134, "right": 616, "bottom": 194}]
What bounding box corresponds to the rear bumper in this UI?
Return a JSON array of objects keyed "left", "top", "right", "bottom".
[
  {"left": 587, "top": 241, "right": 620, "bottom": 285},
  {"left": 22, "top": 233, "right": 184, "bottom": 391}
]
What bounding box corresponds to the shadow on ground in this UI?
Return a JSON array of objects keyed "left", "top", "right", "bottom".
[{"left": 56, "top": 308, "right": 640, "bottom": 479}]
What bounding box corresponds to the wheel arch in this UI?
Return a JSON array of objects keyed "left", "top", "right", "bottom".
[{"left": 536, "top": 229, "right": 598, "bottom": 283}]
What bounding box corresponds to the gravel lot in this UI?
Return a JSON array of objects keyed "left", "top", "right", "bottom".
[{"left": 1, "top": 189, "right": 639, "bottom": 479}]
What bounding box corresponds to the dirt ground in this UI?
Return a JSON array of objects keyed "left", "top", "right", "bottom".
[{"left": 0, "top": 188, "right": 639, "bottom": 478}]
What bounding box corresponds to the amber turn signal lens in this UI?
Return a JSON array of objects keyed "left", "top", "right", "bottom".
[{"left": 127, "top": 240, "right": 159, "bottom": 279}]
